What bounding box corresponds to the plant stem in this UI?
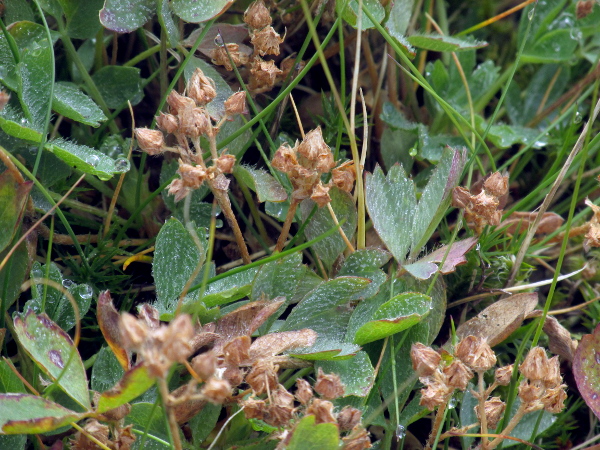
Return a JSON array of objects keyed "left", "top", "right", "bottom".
[
  {"left": 478, "top": 372, "right": 489, "bottom": 449},
  {"left": 157, "top": 377, "right": 183, "bottom": 450},
  {"left": 488, "top": 403, "right": 528, "bottom": 449},
  {"left": 276, "top": 198, "right": 300, "bottom": 252},
  {"left": 424, "top": 396, "right": 451, "bottom": 450}
]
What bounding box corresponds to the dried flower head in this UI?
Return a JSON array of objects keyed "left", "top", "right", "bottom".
[
  {"left": 211, "top": 43, "right": 251, "bottom": 71},
  {"left": 455, "top": 335, "right": 496, "bottom": 372},
  {"left": 576, "top": 0, "right": 595, "bottom": 19},
  {"left": 178, "top": 162, "right": 207, "bottom": 190},
  {"left": 332, "top": 161, "right": 356, "bottom": 193},
  {"left": 540, "top": 384, "right": 567, "bottom": 413},
  {"left": 246, "top": 360, "right": 279, "bottom": 396},
  {"left": 244, "top": 0, "right": 272, "bottom": 30},
  {"left": 134, "top": 128, "right": 165, "bottom": 155},
  {"left": 215, "top": 153, "right": 236, "bottom": 173},
  {"left": 167, "top": 178, "right": 188, "bottom": 202},
  {"left": 411, "top": 342, "right": 441, "bottom": 377},
  {"left": 475, "top": 397, "right": 506, "bottom": 430},
  {"left": 338, "top": 406, "right": 362, "bottom": 431},
  {"left": 419, "top": 378, "right": 452, "bottom": 410},
  {"left": 251, "top": 26, "right": 284, "bottom": 56},
  {"left": 166, "top": 90, "right": 195, "bottom": 116},
  {"left": 272, "top": 142, "right": 299, "bottom": 173},
  {"left": 179, "top": 106, "right": 211, "bottom": 138},
  {"left": 315, "top": 367, "right": 345, "bottom": 399},
  {"left": 518, "top": 379, "right": 545, "bottom": 405},
  {"left": 297, "top": 127, "right": 334, "bottom": 173},
  {"left": 443, "top": 359, "right": 473, "bottom": 391},
  {"left": 249, "top": 57, "right": 282, "bottom": 93},
  {"left": 187, "top": 68, "right": 217, "bottom": 106},
  {"left": 310, "top": 181, "right": 331, "bottom": 207},
  {"left": 156, "top": 112, "right": 179, "bottom": 134},
  {"left": 70, "top": 420, "right": 111, "bottom": 449},
  {"left": 494, "top": 364, "right": 514, "bottom": 386},
  {"left": 201, "top": 378, "right": 232, "bottom": 404},
  {"left": 295, "top": 378, "right": 314, "bottom": 405},
  {"left": 519, "top": 347, "right": 549, "bottom": 381},
  {"left": 483, "top": 172, "right": 509, "bottom": 197},
  {"left": 341, "top": 425, "right": 372, "bottom": 450},
  {"left": 241, "top": 396, "right": 266, "bottom": 420},
  {"left": 224, "top": 91, "right": 247, "bottom": 116},
  {"left": 192, "top": 351, "right": 217, "bottom": 381},
  {"left": 306, "top": 398, "right": 337, "bottom": 424}
]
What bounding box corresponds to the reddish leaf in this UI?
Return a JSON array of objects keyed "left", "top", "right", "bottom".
[
  {"left": 574, "top": 323, "right": 600, "bottom": 419},
  {"left": 0, "top": 170, "right": 33, "bottom": 253},
  {"left": 456, "top": 293, "right": 539, "bottom": 346},
  {"left": 97, "top": 290, "right": 130, "bottom": 370},
  {"left": 404, "top": 236, "right": 477, "bottom": 279},
  {"left": 526, "top": 311, "right": 578, "bottom": 361}
]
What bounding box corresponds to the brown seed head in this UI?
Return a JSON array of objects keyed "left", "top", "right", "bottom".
[
  {"left": 315, "top": 367, "right": 345, "bottom": 399},
  {"left": 332, "top": 162, "right": 356, "bottom": 193},
  {"left": 98, "top": 403, "right": 132, "bottom": 422},
  {"left": 156, "top": 112, "right": 179, "bottom": 134},
  {"left": 272, "top": 384, "right": 295, "bottom": 409},
  {"left": 178, "top": 162, "right": 207, "bottom": 190},
  {"left": 166, "top": 90, "right": 195, "bottom": 116},
  {"left": 297, "top": 127, "right": 331, "bottom": 170},
  {"left": 341, "top": 425, "right": 372, "bottom": 450},
  {"left": 419, "top": 378, "right": 452, "bottom": 411},
  {"left": 137, "top": 304, "right": 160, "bottom": 329},
  {"left": 455, "top": 335, "right": 496, "bottom": 372},
  {"left": 168, "top": 178, "right": 189, "bottom": 202},
  {"left": 246, "top": 359, "right": 279, "bottom": 396},
  {"left": 541, "top": 384, "right": 567, "bottom": 413},
  {"left": 251, "top": 26, "right": 284, "bottom": 56},
  {"left": 494, "top": 364, "right": 514, "bottom": 386},
  {"left": 272, "top": 142, "right": 299, "bottom": 173},
  {"left": 241, "top": 397, "right": 266, "bottom": 420},
  {"left": 338, "top": 406, "right": 362, "bottom": 432},
  {"left": 518, "top": 379, "right": 545, "bottom": 405},
  {"left": 224, "top": 91, "right": 248, "bottom": 116},
  {"left": 543, "top": 356, "right": 563, "bottom": 388},
  {"left": 120, "top": 313, "right": 148, "bottom": 351},
  {"left": 211, "top": 43, "right": 250, "bottom": 71},
  {"left": 215, "top": 153, "right": 236, "bottom": 174},
  {"left": 475, "top": 397, "right": 506, "bottom": 430},
  {"left": 519, "top": 346, "right": 549, "bottom": 381},
  {"left": 306, "top": 398, "right": 337, "bottom": 424},
  {"left": 310, "top": 182, "right": 331, "bottom": 208},
  {"left": 201, "top": 378, "right": 231, "bottom": 404},
  {"left": 295, "top": 378, "right": 314, "bottom": 405},
  {"left": 443, "top": 359, "right": 473, "bottom": 391},
  {"left": 191, "top": 351, "right": 217, "bottom": 381},
  {"left": 249, "top": 57, "right": 282, "bottom": 93},
  {"left": 576, "top": 0, "right": 594, "bottom": 19},
  {"left": 134, "top": 128, "right": 165, "bottom": 156},
  {"left": 223, "top": 335, "right": 251, "bottom": 366},
  {"left": 483, "top": 172, "right": 509, "bottom": 197},
  {"left": 179, "top": 106, "right": 211, "bottom": 138},
  {"left": 244, "top": 0, "right": 272, "bottom": 30},
  {"left": 187, "top": 68, "right": 217, "bottom": 106},
  {"left": 411, "top": 343, "right": 441, "bottom": 377},
  {"left": 452, "top": 186, "right": 472, "bottom": 210},
  {"left": 162, "top": 314, "right": 194, "bottom": 363}
]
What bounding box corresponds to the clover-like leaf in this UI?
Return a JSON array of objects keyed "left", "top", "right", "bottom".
[
  {"left": 574, "top": 322, "right": 600, "bottom": 419},
  {"left": 96, "top": 363, "right": 155, "bottom": 413}
]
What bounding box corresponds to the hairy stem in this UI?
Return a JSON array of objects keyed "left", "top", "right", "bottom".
[
  {"left": 424, "top": 395, "right": 451, "bottom": 450},
  {"left": 211, "top": 185, "right": 251, "bottom": 264},
  {"left": 488, "top": 403, "right": 529, "bottom": 449},
  {"left": 276, "top": 198, "right": 300, "bottom": 252},
  {"left": 478, "top": 372, "right": 489, "bottom": 449},
  {"left": 157, "top": 377, "right": 183, "bottom": 450}
]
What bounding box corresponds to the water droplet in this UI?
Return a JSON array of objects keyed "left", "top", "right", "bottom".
[
  {"left": 409, "top": 147, "right": 417, "bottom": 157},
  {"left": 86, "top": 154, "right": 100, "bottom": 167},
  {"left": 528, "top": 9, "right": 535, "bottom": 20},
  {"left": 114, "top": 157, "right": 130, "bottom": 173},
  {"left": 214, "top": 35, "right": 224, "bottom": 46},
  {"left": 29, "top": 43, "right": 42, "bottom": 57},
  {"left": 570, "top": 27, "right": 583, "bottom": 41},
  {"left": 396, "top": 424, "right": 406, "bottom": 439},
  {"left": 448, "top": 397, "right": 457, "bottom": 409},
  {"left": 20, "top": 117, "right": 28, "bottom": 125},
  {"left": 62, "top": 279, "right": 75, "bottom": 288},
  {"left": 31, "top": 267, "right": 43, "bottom": 279},
  {"left": 574, "top": 111, "right": 582, "bottom": 124},
  {"left": 80, "top": 284, "right": 93, "bottom": 299}
]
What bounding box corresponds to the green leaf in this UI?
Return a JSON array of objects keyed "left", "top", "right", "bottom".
[
  {"left": 153, "top": 218, "right": 205, "bottom": 315},
  {"left": 190, "top": 403, "right": 222, "bottom": 446},
  {"left": 251, "top": 252, "right": 304, "bottom": 302},
  {"left": 340, "top": 0, "right": 385, "bottom": 29},
  {"left": 0, "top": 113, "right": 43, "bottom": 142},
  {"left": 574, "top": 322, "right": 600, "bottom": 419},
  {"left": 503, "top": 400, "right": 555, "bottom": 447},
  {"left": 4, "top": 0, "right": 34, "bottom": 24},
  {"left": 171, "top": 0, "right": 233, "bottom": 23},
  {"left": 59, "top": 0, "right": 103, "bottom": 39},
  {"left": 12, "top": 310, "right": 91, "bottom": 410},
  {"left": 45, "top": 138, "right": 122, "bottom": 181},
  {"left": 407, "top": 34, "right": 488, "bottom": 52},
  {"left": 386, "top": 0, "right": 413, "bottom": 38},
  {"left": 99, "top": 0, "right": 155, "bottom": 33},
  {"left": 0, "top": 170, "right": 32, "bottom": 253},
  {"left": 316, "top": 351, "right": 374, "bottom": 397},
  {"left": 300, "top": 187, "right": 357, "bottom": 268},
  {"left": 0, "top": 435, "right": 26, "bottom": 449},
  {"left": 286, "top": 415, "right": 339, "bottom": 449},
  {"left": 125, "top": 402, "right": 170, "bottom": 446},
  {"left": 287, "top": 338, "right": 361, "bottom": 361},
  {"left": 96, "top": 363, "right": 155, "bottom": 413},
  {"left": 91, "top": 66, "right": 143, "bottom": 109},
  {"left": 0, "top": 394, "right": 83, "bottom": 434},
  {"left": 52, "top": 82, "right": 107, "bottom": 127},
  {"left": 158, "top": 0, "right": 180, "bottom": 47},
  {"left": 353, "top": 292, "right": 431, "bottom": 345},
  {"left": 338, "top": 249, "right": 391, "bottom": 276},
  {"left": 191, "top": 267, "right": 257, "bottom": 308},
  {"left": 0, "top": 360, "right": 26, "bottom": 394},
  {"left": 91, "top": 347, "right": 125, "bottom": 393},
  {"left": 0, "top": 238, "right": 29, "bottom": 311},
  {"left": 234, "top": 165, "right": 287, "bottom": 203},
  {"left": 410, "top": 147, "right": 467, "bottom": 256},
  {"left": 365, "top": 164, "right": 416, "bottom": 263},
  {"left": 522, "top": 28, "right": 578, "bottom": 63}
]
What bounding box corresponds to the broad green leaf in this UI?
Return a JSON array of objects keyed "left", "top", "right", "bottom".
[
  {"left": 460, "top": 385, "right": 479, "bottom": 448},
  {"left": 125, "top": 402, "right": 170, "bottom": 447},
  {"left": 386, "top": 0, "right": 413, "bottom": 38},
  {"left": 503, "top": 399, "right": 555, "bottom": 447},
  {"left": 171, "top": 0, "right": 233, "bottom": 23},
  {"left": 518, "top": 0, "right": 568, "bottom": 49},
  {"left": 190, "top": 267, "right": 257, "bottom": 308},
  {"left": 0, "top": 435, "right": 26, "bottom": 449},
  {"left": 340, "top": 0, "right": 385, "bottom": 29},
  {"left": 316, "top": 351, "right": 374, "bottom": 397},
  {"left": 184, "top": 57, "right": 251, "bottom": 156},
  {"left": 300, "top": 187, "right": 357, "bottom": 268},
  {"left": 0, "top": 238, "right": 29, "bottom": 311},
  {"left": 158, "top": 0, "right": 180, "bottom": 47},
  {"left": 353, "top": 293, "right": 431, "bottom": 345},
  {"left": 338, "top": 249, "right": 391, "bottom": 276},
  {"left": 96, "top": 363, "right": 155, "bottom": 413},
  {"left": 59, "top": 0, "right": 103, "bottom": 39},
  {"left": 286, "top": 415, "right": 339, "bottom": 449},
  {"left": 91, "top": 347, "right": 126, "bottom": 393},
  {"left": 21, "top": 146, "right": 72, "bottom": 188},
  {"left": 45, "top": 138, "right": 123, "bottom": 181},
  {"left": 0, "top": 394, "right": 83, "bottom": 434},
  {"left": 574, "top": 322, "right": 600, "bottom": 419},
  {"left": 522, "top": 28, "right": 578, "bottom": 63},
  {"left": 288, "top": 339, "right": 361, "bottom": 361},
  {"left": 190, "top": 403, "right": 222, "bottom": 446},
  {"left": 407, "top": 34, "right": 488, "bottom": 52},
  {"left": 365, "top": 164, "right": 416, "bottom": 263},
  {"left": 475, "top": 116, "right": 549, "bottom": 149},
  {"left": 410, "top": 147, "right": 467, "bottom": 256},
  {"left": 0, "top": 360, "right": 26, "bottom": 394},
  {"left": 4, "top": 0, "right": 34, "bottom": 24},
  {"left": 234, "top": 165, "right": 287, "bottom": 203},
  {"left": 91, "top": 66, "right": 143, "bottom": 109},
  {"left": 0, "top": 113, "right": 42, "bottom": 142},
  {"left": 153, "top": 218, "right": 205, "bottom": 315},
  {"left": 99, "top": 0, "right": 155, "bottom": 33},
  {"left": 251, "top": 252, "right": 303, "bottom": 301},
  {"left": 52, "top": 82, "right": 107, "bottom": 127},
  {"left": 12, "top": 310, "right": 91, "bottom": 410},
  {"left": 0, "top": 170, "right": 32, "bottom": 253}
]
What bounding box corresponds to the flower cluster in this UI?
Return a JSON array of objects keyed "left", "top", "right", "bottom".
[
  {"left": 272, "top": 127, "right": 356, "bottom": 207},
  {"left": 134, "top": 69, "right": 246, "bottom": 202},
  {"left": 452, "top": 172, "right": 509, "bottom": 234}
]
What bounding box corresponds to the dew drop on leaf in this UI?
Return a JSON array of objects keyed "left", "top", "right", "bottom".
[
  {"left": 80, "top": 284, "right": 93, "bottom": 299},
  {"left": 62, "top": 279, "right": 75, "bottom": 288},
  {"left": 86, "top": 154, "right": 100, "bottom": 167},
  {"left": 114, "top": 158, "right": 130, "bottom": 173},
  {"left": 396, "top": 424, "right": 406, "bottom": 439}
]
